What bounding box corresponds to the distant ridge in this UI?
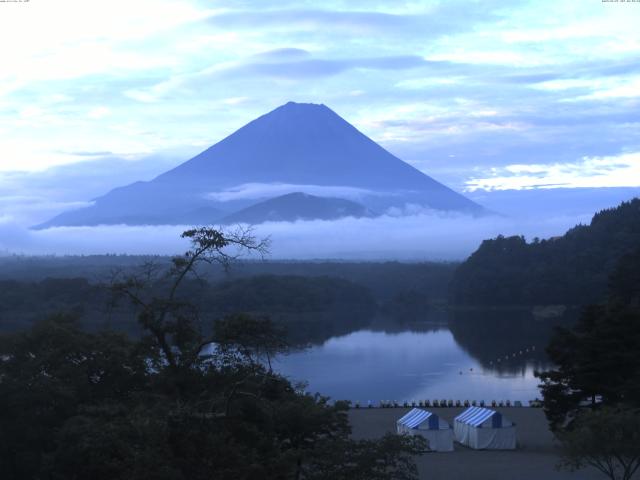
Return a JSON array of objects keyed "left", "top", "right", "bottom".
[
  {"left": 36, "top": 102, "right": 485, "bottom": 228},
  {"left": 221, "top": 192, "right": 371, "bottom": 224}
]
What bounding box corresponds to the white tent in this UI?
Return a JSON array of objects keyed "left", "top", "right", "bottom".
[
  {"left": 396, "top": 408, "right": 454, "bottom": 452},
  {"left": 454, "top": 406, "right": 516, "bottom": 450}
]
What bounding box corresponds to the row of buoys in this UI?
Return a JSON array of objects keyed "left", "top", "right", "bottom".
[
  {"left": 488, "top": 345, "right": 536, "bottom": 366},
  {"left": 355, "top": 399, "right": 536, "bottom": 408}
]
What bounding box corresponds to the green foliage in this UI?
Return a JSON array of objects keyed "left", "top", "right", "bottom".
[
  {"left": 608, "top": 248, "right": 640, "bottom": 307},
  {"left": 0, "top": 257, "right": 456, "bottom": 341},
  {"left": 0, "top": 318, "right": 419, "bottom": 480},
  {"left": 536, "top": 245, "right": 640, "bottom": 430},
  {"left": 537, "top": 305, "right": 640, "bottom": 430},
  {"left": 533, "top": 237, "right": 640, "bottom": 480},
  {"left": 205, "top": 275, "right": 376, "bottom": 344},
  {"left": 0, "top": 227, "right": 422, "bottom": 480},
  {"left": 0, "top": 258, "right": 456, "bottom": 307},
  {"left": 557, "top": 407, "right": 640, "bottom": 480},
  {"left": 0, "top": 274, "right": 377, "bottom": 345},
  {"left": 207, "top": 275, "right": 374, "bottom": 315},
  {"left": 0, "top": 314, "right": 146, "bottom": 479},
  {"left": 0, "top": 278, "right": 105, "bottom": 332},
  {"left": 380, "top": 289, "right": 430, "bottom": 322},
  {"left": 451, "top": 198, "right": 640, "bottom": 306},
  {"left": 301, "top": 434, "right": 427, "bottom": 480},
  {"left": 213, "top": 313, "right": 290, "bottom": 368}
]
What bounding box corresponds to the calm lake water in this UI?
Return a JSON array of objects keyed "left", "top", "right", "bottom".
[{"left": 274, "top": 312, "right": 568, "bottom": 404}]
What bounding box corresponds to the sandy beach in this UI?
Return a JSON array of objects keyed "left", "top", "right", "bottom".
[{"left": 349, "top": 407, "right": 606, "bottom": 480}]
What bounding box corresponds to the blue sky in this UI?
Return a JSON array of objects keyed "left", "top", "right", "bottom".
[{"left": 1, "top": 0, "right": 639, "bottom": 195}]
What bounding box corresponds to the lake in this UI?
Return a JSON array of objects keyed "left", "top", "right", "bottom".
[{"left": 273, "top": 310, "right": 573, "bottom": 405}]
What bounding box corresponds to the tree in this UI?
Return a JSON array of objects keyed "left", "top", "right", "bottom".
[
  {"left": 536, "top": 245, "right": 640, "bottom": 430},
  {"left": 451, "top": 198, "right": 640, "bottom": 306},
  {"left": 110, "top": 226, "right": 270, "bottom": 372},
  {"left": 557, "top": 407, "right": 640, "bottom": 480},
  {"left": 536, "top": 301, "right": 640, "bottom": 431},
  {"left": 0, "top": 226, "right": 424, "bottom": 480},
  {"left": 301, "top": 434, "right": 426, "bottom": 480},
  {"left": 212, "top": 313, "right": 290, "bottom": 370},
  {"left": 0, "top": 313, "right": 146, "bottom": 479},
  {"left": 536, "top": 247, "right": 640, "bottom": 479}
]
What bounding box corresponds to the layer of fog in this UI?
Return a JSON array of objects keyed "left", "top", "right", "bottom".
[
  {"left": 0, "top": 210, "right": 592, "bottom": 261},
  {"left": 207, "top": 183, "right": 382, "bottom": 202}
]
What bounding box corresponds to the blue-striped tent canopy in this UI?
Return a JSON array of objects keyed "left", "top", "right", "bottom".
[
  {"left": 397, "top": 408, "right": 454, "bottom": 451},
  {"left": 397, "top": 408, "right": 440, "bottom": 430},
  {"left": 454, "top": 406, "right": 507, "bottom": 428},
  {"left": 454, "top": 406, "right": 516, "bottom": 449}
]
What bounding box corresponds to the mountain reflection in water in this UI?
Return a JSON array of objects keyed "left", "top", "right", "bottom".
[{"left": 274, "top": 309, "right": 576, "bottom": 404}]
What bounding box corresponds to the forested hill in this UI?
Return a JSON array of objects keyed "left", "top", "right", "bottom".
[{"left": 451, "top": 198, "right": 640, "bottom": 306}]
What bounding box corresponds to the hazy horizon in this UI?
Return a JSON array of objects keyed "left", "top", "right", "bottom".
[{"left": 0, "top": 204, "right": 621, "bottom": 260}]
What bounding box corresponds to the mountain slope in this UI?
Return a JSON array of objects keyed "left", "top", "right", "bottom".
[
  {"left": 221, "top": 192, "right": 371, "bottom": 224},
  {"left": 450, "top": 198, "right": 640, "bottom": 306},
  {"left": 37, "top": 102, "right": 484, "bottom": 228}
]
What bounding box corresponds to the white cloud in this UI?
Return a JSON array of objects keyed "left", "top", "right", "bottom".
[
  {"left": 355, "top": 101, "right": 523, "bottom": 147},
  {"left": 87, "top": 107, "right": 111, "bottom": 120},
  {"left": 578, "top": 77, "right": 640, "bottom": 100},
  {"left": 0, "top": 139, "right": 82, "bottom": 172},
  {"left": 0, "top": 211, "right": 590, "bottom": 260},
  {"left": 222, "top": 96, "right": 251, "bottom": 105},
  {"left": 425, "top": 50, "right": 542, "bottom": 67},
  {"left": 0, "top": 199, "right": 94, "bottom": 226},
  {"left": 206, "top": 183, "right": 380, "bottom": 202},
  {"left": 533, "top": 75, "right": 640, "bottom": 101},
  {"left": 501, "top": 21, "right": 609, "bottom": 44},
  {"left": 465, "top": 152, "right": 640, "bottom": 191},
  {"left": 0, "top": 153, "right": 188, "bottom": 226},
  {"left": 395, "top": 77, "right": 462, "bottom": 89},
  {"left": 532, "top": 78, "right": 603, "bottom": 91},
  {"left": 0, "top": 0, "right": 213, "bottom": 86},
  {"left": 0, "top": 0, "right": 639, "bottom": 192}
]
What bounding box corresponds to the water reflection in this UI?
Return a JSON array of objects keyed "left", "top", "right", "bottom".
[
  {"left": 448, "top": 308, "right": 578, "bottom": 373},
  {"left": 274, "top": 309, "right": 578, "bottom": 403}
]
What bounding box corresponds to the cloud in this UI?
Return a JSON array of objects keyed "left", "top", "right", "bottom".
[
  {"left": 0, "top": 153, "right": 188, "bottom": 225},
  {"left": 425, "top": 50, "right": 540, "bottom": 67},
  {"left": 205, "top": 9, "right": 417, "bottom": 32},
  {"left": 1, "top": 0, "right": 639, "bottom": 199},
  {"left": 253, "top": 48, "right": 312, "bottom": 61},
  {"left": 0, "top": 211, "right": 592, "bottom": 260},
  {"left": 465, "top": 152, "right": 640, "bottom": 191},
  {"left": 69, "top": 151, "right": 114, "bottom": 157},
  {"left": 529, "top": 74, "right": 640, "bottom": 102},
  {"left": 466, "top": 186, "right": 640, "bottom": 218},
  {"left": 204, "top": 2, "right": 512, "bottom": 36},
  {"left": 234, "top": 55, "right": 428, "bottom": 79},
  {"left": 3, "top": 181, "right": 636, "bottom": 261},
  {"left": 0, "top": 0, "right": 208, "bottom": 86},
  {"left": 0, "top": 200, "right": 95, "bottom": 230},
  {"left": 206, "top": 183, "right": 379, "bottom": 202},
  {"left": 576, "top": 77, "right": 640, "bottom": 101},
  {"left": 87, "top": 106, "right": 111, "bottom": 119},
  {"left": 129, "top": 54, "right": 431, "bottom": 96}
]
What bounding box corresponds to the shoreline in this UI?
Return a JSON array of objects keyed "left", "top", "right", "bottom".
[{"left": 348, "top": 407, "right": 603, "bottom": 480}]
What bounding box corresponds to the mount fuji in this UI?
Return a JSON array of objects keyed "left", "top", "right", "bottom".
[{"left": 36, "top": 102, "right": 485, "bottom": 228}]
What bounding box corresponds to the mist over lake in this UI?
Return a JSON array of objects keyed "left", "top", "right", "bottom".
[{"left": 0, "top": 210, "right": 591, "bottom": 259}]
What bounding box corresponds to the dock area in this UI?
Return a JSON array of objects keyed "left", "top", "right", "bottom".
[{"left": 348, "top": 407, "right": 603, "bottom": 480}]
